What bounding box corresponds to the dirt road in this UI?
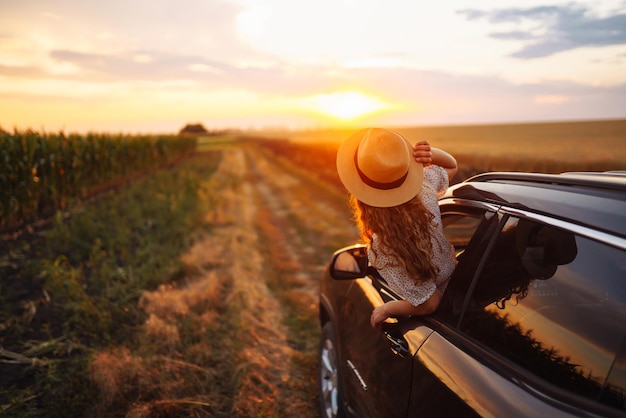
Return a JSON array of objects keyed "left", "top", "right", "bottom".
[
  {"left": 235, "top": 141, "right": 359, "bottom": 415},
  {"left": 132, "top": 141, "right": 358, "bottom": 417}
]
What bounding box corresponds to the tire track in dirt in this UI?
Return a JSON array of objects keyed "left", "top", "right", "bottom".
[
  {"left": 209, "top": 148, "right": 297, "bottom": 416},
  {"left": 239, "top": 142, "right": 359, "bottom": 415},
  {"left": 244, "top": 142, "right": 358, "bottom": 283},
  {"left": 212, "top": 142, "right": 358, "bottom": 416},
  {"left": 243, "top": 143, "right": 358, "bottom": 317},
  {"left": 123, "top": 146, "right": 300, "bottom": 417},
  {"left": 89, "top": 147, "right": 287, "bottom": 417}
]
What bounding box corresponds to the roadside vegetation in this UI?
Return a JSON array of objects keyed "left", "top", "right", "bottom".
[
  {"left": 1, "top": 146, "right": 222, "bottom": 417},
  {"left": 0, "top": 129, "right": 196, "bottom": 231}
]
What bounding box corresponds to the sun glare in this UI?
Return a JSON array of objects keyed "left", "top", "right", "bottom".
[{"left": 308, "top": 91, "right": 392, "bottom": 120}]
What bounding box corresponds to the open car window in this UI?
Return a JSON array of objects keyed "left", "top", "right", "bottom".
[
  {"left": 369, "top": 207, "right": 491, "bottom": 304},
  {"left": 436, "top": 208, "right": 499, "bottom": 320},
  {"left": 442, "top": 213, "right": 483, "bottom": 258}
]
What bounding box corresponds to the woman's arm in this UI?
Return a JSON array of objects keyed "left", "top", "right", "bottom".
[
  {"left": 370, "top": 289, "right": 442, "bottom": 328},
  {"left": 413, "top": 140, "right": 458, "bottom": 180}
]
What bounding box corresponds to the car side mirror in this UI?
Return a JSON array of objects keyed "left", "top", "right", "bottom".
[{"left": 330, "top": 244, "right": 368, "bottom": 280}]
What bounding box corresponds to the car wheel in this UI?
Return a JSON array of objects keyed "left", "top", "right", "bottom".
[{"left": 319, "top": 321, "right": 346, "bottom": 418}]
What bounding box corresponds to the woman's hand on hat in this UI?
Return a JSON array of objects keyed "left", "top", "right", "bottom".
[{"left": 413, "top": 140, "right": 432, "bottom": 165}]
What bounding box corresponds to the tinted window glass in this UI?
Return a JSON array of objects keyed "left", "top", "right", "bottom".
[
  {"left": 460, "top": 217, "right": 626, "bottom": 410},
  {"left": 442, "top": 213, "right": 483, "bottom": 254}
]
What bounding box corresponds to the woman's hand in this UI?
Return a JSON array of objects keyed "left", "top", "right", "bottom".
[
  {"left": 412, "top": 140, "right": 432, "bottom": 165},
  {"left": 370, "top": 293, "right": 443, "bottom": 329},
  {"left": 370, "top": 303, "right": 390, "bottom": 328},
  {"left": 413, "top": 140, "right": 458, "bottom": 180}
]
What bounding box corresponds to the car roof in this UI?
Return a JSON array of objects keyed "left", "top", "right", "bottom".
[{"left": 443, "top": 171, "right": 626, "bottom": 239}]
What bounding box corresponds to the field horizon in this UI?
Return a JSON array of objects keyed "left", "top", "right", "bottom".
[
  {"left": 246, "top": 118, "right": 626, "bottom": 175},
  {"left": 247, "top": 117, "right": 626, "bottom": 141}
]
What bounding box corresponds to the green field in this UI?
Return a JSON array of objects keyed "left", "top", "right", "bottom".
[{"left": 196, "top": 134, "right": 239, "bottom": 151}]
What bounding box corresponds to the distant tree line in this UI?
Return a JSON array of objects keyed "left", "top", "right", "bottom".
[{"left": 179, "top": 123, "right": 230, "bottom": 137}]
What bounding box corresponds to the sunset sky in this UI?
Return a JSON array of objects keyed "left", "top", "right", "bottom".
[{"left": 1, "top": 0, "right": 625, "bottom": 133}]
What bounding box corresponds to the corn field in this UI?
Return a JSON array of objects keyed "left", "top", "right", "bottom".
[{"left": 0, "top": 129, "right": 197, "bottom": 230}]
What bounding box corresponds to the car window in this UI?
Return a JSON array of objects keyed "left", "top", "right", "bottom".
[
  {"left": 459, "top": 216, "right": 626, "bottom": 411},
  {"left": 442, "top": 213, "right": 483, "bottom": 256},
  {"left": 435, "top": 209, "right": 498, "bottom": 321}
]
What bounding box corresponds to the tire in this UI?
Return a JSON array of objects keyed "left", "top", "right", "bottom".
[{"left": 319, "top": 321, "right": 346, "bottom": 418}]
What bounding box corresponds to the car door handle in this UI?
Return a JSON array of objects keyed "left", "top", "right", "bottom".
[{"left": 383, "top": 331, "right": 410, "bottom": 358}]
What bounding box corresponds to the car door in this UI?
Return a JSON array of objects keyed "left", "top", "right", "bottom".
[
  {"left": 452, "top": 213, "right": 626, "bottom": 416},
  {"left": 333, "top": 272, "right": 425, "bottom": 417},
  {"left": 409, "top": 211, "right": 626, "bottom": 417},
  {"left": 400, "top": 203, "right": 500, "bottom": 417}
]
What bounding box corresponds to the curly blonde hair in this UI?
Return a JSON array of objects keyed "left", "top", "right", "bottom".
[{"left": 351, "top": 194, "right": 438, "bottom": 284}]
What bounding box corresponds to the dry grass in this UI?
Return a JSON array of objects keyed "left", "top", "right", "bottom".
[
  {"left": 240, "top": 142, "right": 363, "bottom": 416},
  {"left": 255, "top": 119, "right": 626, "bottom": 176},
  {"left": 86, "top": 146, "right": 309, "bottom": 417},
  {"left": 89, "top": 347, "right": 218, "bottom": 417},
  {"left": 84, "top": 150, "right": 241, "bottom": 417}
]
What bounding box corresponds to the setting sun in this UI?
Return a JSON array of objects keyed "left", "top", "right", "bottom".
[{"left": 305, "top": 91, "right": 393, "bottom": 120}]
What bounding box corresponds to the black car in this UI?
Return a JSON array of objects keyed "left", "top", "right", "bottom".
[{"left": 318, "top": 171, "right": 626, "bottom": 418}]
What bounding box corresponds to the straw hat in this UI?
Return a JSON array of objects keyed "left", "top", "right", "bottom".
[{"left": 336, "top": 128, "right": 423, "bottom": 207}]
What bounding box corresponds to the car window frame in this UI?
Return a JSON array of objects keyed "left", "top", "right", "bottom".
[
  {"left": 436, "top": 199, "right": 503, "bottom": 325},
  {"left": 497, "top": 206, "right": 626, "bottom": 251},
  {"left": 439, "top": 207, "right": 626, "bottom": 416}
]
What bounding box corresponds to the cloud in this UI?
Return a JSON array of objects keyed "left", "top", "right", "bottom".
[
  {"left": 45, "top": 48, "right": 322, "bottom": 95},
  {"left": 48, "top": 49, "right": 230, "bottom": 81},
  {"left": 13, "top": 47, "right": 626, "bottom": 112},
  {"left": 458, "top": 3, "right": 626, "bottom": 58},
  {"left": 0, "top": 63, "right": 45, "bottom": 77},
  {"left": 489, "top": 31, "right": 537, "bottom": 41},
  {"left": 534, "top": 94, "right": 574, "bottom": 105},
  {"left": 350, "top": 66, "right": 626, "bottom": 124},
  {"left": 1, "top": 0, "right": 265, "bottom": 67}
]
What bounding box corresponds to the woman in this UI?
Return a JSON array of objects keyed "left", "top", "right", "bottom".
[{"left": 336, "top": 128, "right": 458, "bottom": 328}]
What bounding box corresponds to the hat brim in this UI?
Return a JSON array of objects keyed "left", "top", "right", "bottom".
[{"left": 336, "top": 128, "right": 424, "bottom": 208}]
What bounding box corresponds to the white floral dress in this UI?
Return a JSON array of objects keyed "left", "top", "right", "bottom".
[{"left": 367, "top": 165, "right": 456, "bottom": 306}]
